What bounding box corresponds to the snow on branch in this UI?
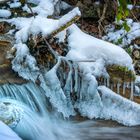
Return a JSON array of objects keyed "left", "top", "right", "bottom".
[{"left": 48, "top": 7, "right": 81, "bottom": 38}]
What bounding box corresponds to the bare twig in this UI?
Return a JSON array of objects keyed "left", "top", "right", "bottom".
[{"left": 98, "top": 1, "right": 108, "bottom": 37}]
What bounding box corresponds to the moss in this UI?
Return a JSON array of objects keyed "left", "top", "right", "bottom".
[{"left": 107, "top": 65, "right": 136, "bottom": 82}]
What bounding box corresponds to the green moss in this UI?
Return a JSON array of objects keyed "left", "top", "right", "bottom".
[{"left": 107, "top": 65, "right": 136, "bottom": 82}]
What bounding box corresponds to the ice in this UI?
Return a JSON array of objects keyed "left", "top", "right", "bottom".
[
  {"left": 11, "top": 43, "right": 39, "bottom": 82},
  {"left": 135, "top": 76, "right": 140, "bottom": 84},
  {"left": 98, "top": 86, "right": 140, "bottom": 126},
  {"left": 73, "top": 63, "right": 78, "bottom": 93},
  {"left": 123, "top": 82, "right": 126, "bottom": 95},
  {"left": 107, "top": 78, "right": 110, "bottom": 87},
  {"left": 43, "top": 58, "right": 75, "bottom": 117},
  {"left": 130, "top": 81, "right": 134, "bottom": 100},
  {"left": 110, "top": 83, "right": 113, "bottom": 90},
  {"left": 117, "top": 82, "right": 121, "bottom": 94},
  {"left": 74, "top": 73, "right": 103, "bottom": 119}
]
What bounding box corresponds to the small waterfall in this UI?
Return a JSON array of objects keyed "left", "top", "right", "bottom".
[
  {"left": 0, "top": 98, "right": 55, "bottom": 140},
  {"left": 0, "top": 82, "right": 78, "bottom": 140},
  {"left": 0, "top": 83, "right": 48, "bottom": 114}
]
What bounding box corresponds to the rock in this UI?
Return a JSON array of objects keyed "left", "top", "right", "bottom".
[{"left": 0, "top": 34, "right": 27, "bottom": 84}]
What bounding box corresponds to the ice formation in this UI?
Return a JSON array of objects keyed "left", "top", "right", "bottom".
[{"left": 98, "top": 86, "right": 140, "bottom": 126}]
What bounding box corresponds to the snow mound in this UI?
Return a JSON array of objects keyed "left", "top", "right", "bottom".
[{"left": 67, "top": 25, "right": 133, "bottom": 71}]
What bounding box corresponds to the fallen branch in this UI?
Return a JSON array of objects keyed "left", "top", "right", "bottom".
[{"left": 47, "top": 7, "right": 81, "bottom": 38}]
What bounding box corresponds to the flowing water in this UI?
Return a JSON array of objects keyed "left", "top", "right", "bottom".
[{"left": 0, "top": 82, "right": 140, "bottom": 140}]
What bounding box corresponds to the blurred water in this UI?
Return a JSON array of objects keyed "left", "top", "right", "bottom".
[
  {"left": 69, "top": 120, "right": 140, "bottom": 140},
  {"left": 0, "top": 83, "right": 140, "bottom": 140}
]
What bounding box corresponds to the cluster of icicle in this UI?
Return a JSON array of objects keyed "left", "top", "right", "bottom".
[
  {"left": 42, "top": 57, "right": 140, "bottom": 126},
  {"left": 8, "top": 37, "right": 138, "bottom": 126},
  {"left": 98, "top": 78, "right": 135, "bottom": 100}
]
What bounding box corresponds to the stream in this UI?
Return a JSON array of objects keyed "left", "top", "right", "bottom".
[{"left": 0, "top": 82, "right": 140, "bottom": 140}]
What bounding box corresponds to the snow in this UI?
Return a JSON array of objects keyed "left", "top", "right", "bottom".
[
  {"left": 30, "top": 16, "right": 59, "bottom": 36},
  {"left": 8, "top": 7, "right": 80, "bottom": 43},
  {"left": 0, "top": 9, "right": 11, "bottom": 18},
  {"left": 23, "top": 0, "right": 60, "bottom": 17},
  {"left": 103, "top": 19, "right": 140, "bottom": 48},
  {"left": 6, "top": 7, "right": 81, "bottom": 81},
  {"left": 127, "top": 4, "right": 133, "bottom": 10},
  {"left": 67, "top": 24, "right": 134, "bottom": 77},
  {"left": 9, "top": 2, "right": 21, "bottom": 8},
  {"left": 32, "top": 0, "right": 55, "bottom": 16},
  {"left": 59, "top": 7, "right": 81, "bottom": 26}
]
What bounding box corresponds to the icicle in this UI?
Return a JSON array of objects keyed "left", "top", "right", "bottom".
[
  {"left": 126, "top": 82, "right": 130, "bottom": 88},
  {"left": 63, "top": 60, "right": 73, "bottom": 98},
  {"left": 123, "top": 82, "right": 126, "bottom": 95},
  {"left": 79, "top": 77, "right": 84, "bottom": 100},
  {"left": 103, "top": 78, "right": 106, "bottom": 86},
  {"left": 71, "top": 78, "right": 73, "bottom": 93},
  {"left": 74, "top": 63, "right": 78, "bottom": 93},
  {"left": 77, "top": 74, "right": 81, "bottom": 99},
  {"left": 110, "top": 83, "right": 113, "bottom": 90},
  {"left": 117, "top": 82, "right": 120, "bottom": 94},
  {"left": 63, "top": 62, "right": 66, "bottom": 81},
  {"left": 107, "top": 78, "right": 110, "bottom": 87},
  {"left": 130, "top": 81, "right": 134, "bottom": 101}
]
